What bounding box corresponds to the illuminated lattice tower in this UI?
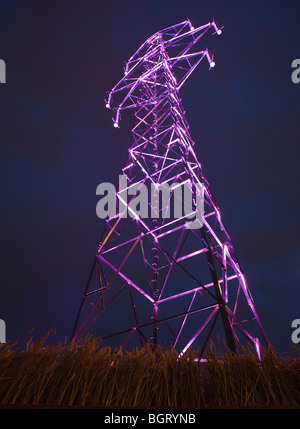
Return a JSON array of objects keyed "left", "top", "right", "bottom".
[{"left": 71, "top": 20, "right": 270, "bottom": 358}]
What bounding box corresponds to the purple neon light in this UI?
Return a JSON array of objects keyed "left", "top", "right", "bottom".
[{"left": 72, "top": 19, "right": 270, "bottom": 359}]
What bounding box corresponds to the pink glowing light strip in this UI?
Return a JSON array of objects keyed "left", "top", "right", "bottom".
[
  {"left": 178, "top": 306, "right": 219, "bottom": 357},
  {"left": 98, "top": 255, "right": 155, "bottom": 304},
  {"left": 158, "top": 274, "right": 238, "bottom": 304}
]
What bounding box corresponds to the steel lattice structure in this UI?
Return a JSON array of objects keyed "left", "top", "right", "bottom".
[{"left": 71, "top": 19, "right": 270, "bottom": 358}]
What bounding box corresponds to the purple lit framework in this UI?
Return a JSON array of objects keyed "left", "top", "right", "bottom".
[{"left": 71, "top": 19, "right": 270, "bottom": 358}]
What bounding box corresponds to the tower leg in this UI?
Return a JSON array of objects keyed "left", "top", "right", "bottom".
[{"left": 201, "top": 228, "right": 236, "bottom": 353}]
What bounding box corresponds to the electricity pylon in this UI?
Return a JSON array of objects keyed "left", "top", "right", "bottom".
[{"left": 71, "top": 19, "right": 270, "bottom": 358}]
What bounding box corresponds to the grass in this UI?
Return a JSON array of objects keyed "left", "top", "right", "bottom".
[{"left": 0, "top": 332, "right": 299, "bottom": 408}]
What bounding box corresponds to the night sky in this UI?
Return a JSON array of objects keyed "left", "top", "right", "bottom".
[{"left": 0, "top": 0, "right": 299, "bottom": 355}]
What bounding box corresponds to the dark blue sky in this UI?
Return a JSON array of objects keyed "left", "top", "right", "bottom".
[{"left": 0, "top": 0, "right": 299, "bottom": 354}]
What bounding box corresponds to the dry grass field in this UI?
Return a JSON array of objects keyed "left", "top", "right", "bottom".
[{"left": 0, "top": 332, "right": 299, "bottom": 408}]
